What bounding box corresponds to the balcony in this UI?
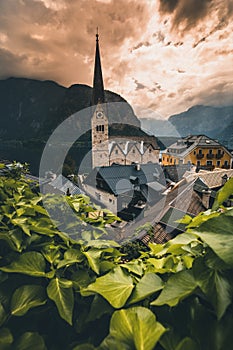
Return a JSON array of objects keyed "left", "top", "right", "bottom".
[
  {"left": 216, "top": 153, "right": 224, "bottom": 159},
  {"left": 207, "top": 153, "right": 214, "bottom": 159},
  {"left": 196, "top": 153, "right": 204, "bottom": 159}
]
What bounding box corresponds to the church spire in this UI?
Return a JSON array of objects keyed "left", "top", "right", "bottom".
[{"left": 92, "top": 28, "right": 105, "bottom": 105}]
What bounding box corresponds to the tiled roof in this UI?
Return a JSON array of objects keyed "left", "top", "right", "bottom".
[
  {"left": 138, "top": 179, "right": 207, "bottom": 245},
  {"left": 184, "top": 169, "right": 233, "bottom": 189}
]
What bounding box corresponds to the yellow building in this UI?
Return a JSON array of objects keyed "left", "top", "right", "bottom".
[{"left": 162, "top": 135, "right": 232, "bottom": 170}]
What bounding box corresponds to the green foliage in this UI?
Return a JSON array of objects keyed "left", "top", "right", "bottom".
[{"left": 0, "top": 164, "right": 233, "bottom": 349}]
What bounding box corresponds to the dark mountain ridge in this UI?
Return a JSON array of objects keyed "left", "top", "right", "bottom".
[
  {"left": 168, "top": 105, "right": 233, "bottom": 148},
  {"left": 0, "top": 77, "right": 140, "bottom": 141}
]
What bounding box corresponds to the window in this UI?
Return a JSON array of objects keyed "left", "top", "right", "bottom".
[
  {"left": 96, "top": 125, "right": 104, "bottom": 132},
  {"left": 149, "top": 148, "right": 152, "bottom": 153},
  {"left": 194, "top": 151, "right": 196, "bottom": 155},
  {"left": 209, "top": 149, "right": 213, "bottom": 154},
  {"left": 170, "top": 158, "right": 172, "bottom": 163},
  {"left": 198, "top": 149, "right": 202, "bottom": 154},
  {"left": 197, "top": 161, "right": 200, "bottom": 166},
  {"left": 115, "top": 149, "right": 118, "bottom": 155},
  {"left": 217, "top": 160, "right": 221, "bottom": 167},
  {"left": 224, "top": 160, "right": 229, "bottom": 166},
  {"left": 132, "top": 149, "right": 135, "bottom": 154},
  {"left": 206, "top": 161, "right": 212, "bottom": 166}
]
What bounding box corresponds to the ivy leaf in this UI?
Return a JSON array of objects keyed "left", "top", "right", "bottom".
[
  {"left": 120, "top": 261, "right": 144, "bottom": 276},
  {"left": 175, "top": 337, "right": 199, "bottom": 350},
  {"left": 47, "top": 277, "right": 74, "bottom": 325},
  {"left": 100, "top": 307, "right": 166, "bottom": 350},
  {"left": 83, "top": 248, "right": 102, "bottom": 274},
  {"left": 0, "top": 328, "right": 13, "bottom": 350},
  {"left": 128, "top": 273, "right": 164, "bottom": 305},
  {"left": 193, "top": 258, "right": 232, "bottom": 320},
  {"left": 0, "top": 302, "right": 7, "bottom": 327},
  {"left": 72, "top": 345, "right": 96, "bottom": 350},
  {"left": 57, "top": 248, "right": 84, "bottom": 269},
  {"left": 0, "top": 252, "right": 47, "bottom": 277},
  {"left": 212, "top": 177, "right": 233, "bottom": 210},
  {"left": 11, "top": 285, "right": 47, "bottom": 316},
  {"left": 151, "top": 270, "right": 197, "bottom": 307},
  {"left": 192, "top": 214, "right": 233, "bottom": 266},
  {"left": 82, "top": 267, "right": 134, "bottom": 308},
  {"left": 14, "top": 332, "right": 46, "bottom": 350}
]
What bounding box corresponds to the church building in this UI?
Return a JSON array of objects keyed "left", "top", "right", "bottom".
[{"left": 91, "top": 32, "right": 160, "bottom": 169}]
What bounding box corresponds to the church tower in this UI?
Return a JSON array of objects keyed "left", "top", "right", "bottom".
[{"left": 91, "top": 30, "right": 109, "bottom": 168}]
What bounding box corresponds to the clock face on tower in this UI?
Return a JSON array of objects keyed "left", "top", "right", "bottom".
[{"left": 96, "top": 111, "right": 103, "bottom": 119}]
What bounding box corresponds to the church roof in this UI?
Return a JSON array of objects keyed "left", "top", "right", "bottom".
[{"left": 92, "top": 31, "right": 105, "bottom": 105}]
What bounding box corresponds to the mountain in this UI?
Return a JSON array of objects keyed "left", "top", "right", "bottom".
[
  {"left": 168, "top": 105, "right": 233, "bottom": 148},
  {"left": 0, "top": 77, "right": 144, "bottom": 174},
  {"left": 0, "top": 77, "right": 140, "bottom": 140}
]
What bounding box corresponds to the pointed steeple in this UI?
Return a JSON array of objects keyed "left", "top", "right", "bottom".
[{"left": 92, "top": 28, "right": 105, "bottom": 105}]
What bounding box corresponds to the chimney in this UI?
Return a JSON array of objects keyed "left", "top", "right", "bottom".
[
  {"left": 135, "top": 163, "right": 141, "bottom": 171},
  {"left": 221, "top": 174, "right": 228, "bottom": 186},
  {"left": 202, "top": 189, "right": 211, "bottom": 209}
]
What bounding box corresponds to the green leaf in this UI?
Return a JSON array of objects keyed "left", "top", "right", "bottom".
[
  {"left": 72, "top": 345, "right": 96, "bottom": 350},
  {"left": 193, "top": 258, "right": 232, "bottom": 320},
  {"left": 87, "top": 294, "right": 114, "bottom": 322},
  {"left": 0, "top": 252, "right": 47, "bottom": 277},
  {"left": 0, "top": 328, "right": 13, "bottom": 350},
  {"left": 47, "top": 277, "right": 74, "bottom": 325},
  {"left": 128, "top": 273, "right": 163, "bottom": 305},
  {"left": 57, "top": 248, "right": 84, "bottom": 269},
  {"left": 192, "top": 214, "right": 233, "bottom": 266},
  {"left": 151, "top": 270, "right": 197, "bottom": 307},
  {"left": 100, "top": 307, "right": 166, "bottom": 350},
  {"left": 120, "top": 261, "right": 144, "bottom": 276},
  {"left": 83, "top": 248, "right": 102, "bottom": 274},
  {"left": 212, "top": 177, "right": 233, "bottom": 210},
  {"left": 82, "top": 267, "right": 134, "bottom": 308},
  {"left": 175, "top": 337, "right": 199, "bottom": 350},
  {"left": 0, "top": 302, "right": 7, "bottom": 327},
  {"left": 11, "top": 285, "right": 47, "bottom": 316},
  {"left": 176, "top": 215, "right": 193, "bottom": 225},
  {"left": 14, "top": 332, "right": 46, "bottom": 350}
]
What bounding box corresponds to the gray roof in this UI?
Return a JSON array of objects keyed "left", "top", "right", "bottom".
[
  {"left": 49, "top": 174, "right": 84, "bottom": 195},
  {"left": 163, "top": 134, "right": 232, "bottom": 158},
  {"left": 84, "top": 163, "right": 165, "bottom": 196}
]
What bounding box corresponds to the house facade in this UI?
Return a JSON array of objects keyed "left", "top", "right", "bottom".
[{"left": 162, "top": 135, "right": 232, "bottom": 170}]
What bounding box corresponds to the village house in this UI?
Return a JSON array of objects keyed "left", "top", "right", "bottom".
[
  {"left": 138, "top": 168, "right": 233, "bottom": 246},
  {"left": 162, "top": 135, "right": 232, "bottom": 170},
  {"left": 83, "top": 163, "right": 166, "bottom": 221}
]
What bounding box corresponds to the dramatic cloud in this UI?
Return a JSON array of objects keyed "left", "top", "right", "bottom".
[{"left": 0, "top": 0, "right": 232, "bottom": 117}]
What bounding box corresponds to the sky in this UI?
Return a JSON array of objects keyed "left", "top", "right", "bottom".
[{"left": 0, "top": 0, "right": 232, "bottom": 118}]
